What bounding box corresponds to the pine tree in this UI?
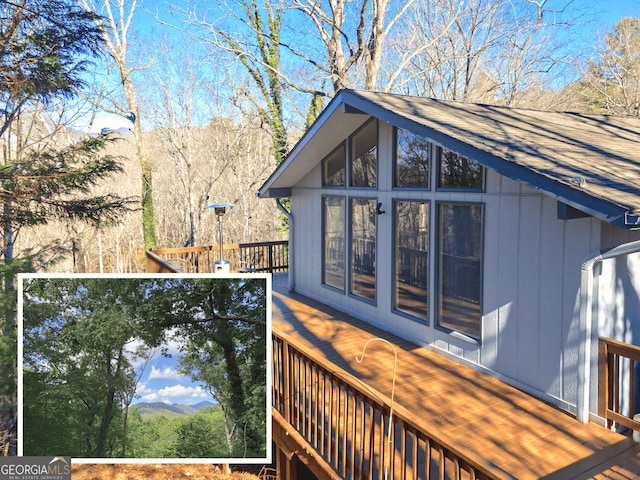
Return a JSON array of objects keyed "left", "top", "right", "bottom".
[{"left": 0, "top": 0, "right": 134, "bottom": 453}]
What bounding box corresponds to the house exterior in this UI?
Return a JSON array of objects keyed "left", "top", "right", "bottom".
[{"left": 258, "top": 89, "right": 640, "bottom": 425}]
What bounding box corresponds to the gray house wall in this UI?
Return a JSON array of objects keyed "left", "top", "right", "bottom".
[
  {"left": 288, "top": 118, "right": 640, "bottom": 416},
  {"left": 590, "top": 225, "right": 640, "bottom": 416}
]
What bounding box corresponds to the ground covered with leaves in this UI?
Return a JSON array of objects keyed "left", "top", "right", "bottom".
[
  {"left": 71, "top": 463, "right": 272, "bottom": 480},
  {"left": 1, "top": 414, "right": 16, "bottom": 456}
]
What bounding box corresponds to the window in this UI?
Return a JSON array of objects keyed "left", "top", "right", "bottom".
[
  {"left": 322, "top": 196, "right": 345, "bottom": 290},
  {"left": 319, "top": 121, "right": 486, "bottom": 341},
  {"left": 350, "top": 119, "right": 377, "bottom": 187},
  {"left": 394, "top": 128, "right": 431, "bottom": 188},
  {"left": 322, "top": 143, "right": 346, "bottom": 186},
  {"left": 350, "top": 198, "right": 377, "bottom": 300},
  {"left": 436, "top": 203, "right": 483, "bottom": 340},
  {"left": 394, "top": 200, "right": 429, "bottom": 321},
  {"left": 437, "top": 147, "right": 483, "bottom": 189}
]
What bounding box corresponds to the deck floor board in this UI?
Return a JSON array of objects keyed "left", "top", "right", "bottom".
[{"left": 271, "top": 273, "right": 640, "bottom": 479}]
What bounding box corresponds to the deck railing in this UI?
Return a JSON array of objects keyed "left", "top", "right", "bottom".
[
  {"left": 272, "top": 329, "right": 508, "bottom": 480},
  {"left": 146, "top": 240, "right": 288, "bottom": 274},
  {"left": 599, "top": 337, "right": 640, "bottom": 434},
  {"left": 146, "top": 249, "right": 505, "bottom": 478}
]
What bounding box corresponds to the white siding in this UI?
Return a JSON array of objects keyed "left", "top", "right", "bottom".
[
  {"left": 287, "top": 117, "right": 640, "bottom": 413},
  {"left": 477, "top": 175, "right": 601, "bottom": 409},
  {"left": 590, "top": 225, "right": 640, "bottom": 414}
]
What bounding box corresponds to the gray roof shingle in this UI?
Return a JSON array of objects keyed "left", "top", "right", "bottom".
[{"left": 259, "top": 89, "right": 640, "bottom": 228}]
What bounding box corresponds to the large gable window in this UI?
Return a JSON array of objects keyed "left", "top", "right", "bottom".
[
  {"left": 350, "top": 197, "right": 377, "bottom": 301},
  {"left": 350, "top": 119, "right": 377, "bottom": 188},
  {"left": 394, "top": 200, "right": 429, "bottom": 321},
  {"left": 394, "top": 128, "right": 431, "bottom": 188},
  {"left": 322, "top": 143, "right": 346, "bottom": 187},
  {"left": 436, "top": 202, "right": 483, "bottom": 340},
  {"left": 322, "top": 196, "right": 345, "bottom": 290},
  {"left": 437, "top": 147, "right": 483, "bottom": 190},
  {"left": 319, "top": 118, "right": 485, "bottom": 342}
]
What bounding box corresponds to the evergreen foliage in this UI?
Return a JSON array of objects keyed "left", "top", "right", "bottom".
[
  {"left": 567, "top": 17, "right": 640, "bottom": 116},
  {"left": 22, "top": 277, "right": 267, "bottom": 459},
  {"left": 0, "top": 1, "right": 134, "bottom": 446}
]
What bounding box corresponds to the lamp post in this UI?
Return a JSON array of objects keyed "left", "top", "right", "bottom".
[{"left": 205, "top": 202, "right": 234, "bottom": 273}]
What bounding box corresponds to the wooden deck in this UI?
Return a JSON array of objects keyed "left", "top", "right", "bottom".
[{"left": 270, "top": 274, "right": 640, "bottom": 479}]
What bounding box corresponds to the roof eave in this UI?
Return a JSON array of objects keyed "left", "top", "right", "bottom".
[
  {"left": 258, "top": 90, "right": 353, "bottom": 199},
  {"left": 258, "top": 89, "right": 640, "bottom": 229},
  {"left": 260, "top": 187, "right": 292, "bottom": 199}
]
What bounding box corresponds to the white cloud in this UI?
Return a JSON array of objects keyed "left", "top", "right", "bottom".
[
  {"left": 137, "top": 384, "right": 208, "bottom": 404},
  {"left": 148, "top": 365, "right": 184, "bottom": 380},
  {"left": 162, "top": 328, "right": 185, "bottom": 357}
]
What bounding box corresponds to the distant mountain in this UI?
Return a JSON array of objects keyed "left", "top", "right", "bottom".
[
  {"left": 133, "top": 401, "right": 216, "bottom": 420},
  {"left": 190, "top": 401, "right": 216, "bottom": 410}
]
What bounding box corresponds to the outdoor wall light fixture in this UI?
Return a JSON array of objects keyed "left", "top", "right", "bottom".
[
  {"left": 205, "top": 202, "right": 234, "bottom": 272},
  {"left": 376, "top": 202, "right": 385, "bottom": 215}
]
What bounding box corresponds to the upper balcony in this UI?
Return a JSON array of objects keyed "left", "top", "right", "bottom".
[{"left": 147, "top": 243, "right": 640, "bottom": 479}]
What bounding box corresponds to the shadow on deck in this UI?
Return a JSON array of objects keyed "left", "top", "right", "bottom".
[{"left": 270, "top": 273, "right": 640, "bottom": 480}]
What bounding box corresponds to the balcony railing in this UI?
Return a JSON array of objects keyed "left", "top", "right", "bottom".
[
  {"left": 272, "top": 329, "right": 508, "bottom": 480},
  {"left": 146, "top": 240, "right": 288, "bottom": 274},
  {"left": 599, "top": 337, "right": 640, "bottom": 434}
]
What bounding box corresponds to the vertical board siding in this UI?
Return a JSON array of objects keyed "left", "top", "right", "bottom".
[
  {"left": 537, "top": 198, "right": 567, "bottom": 399},
  {"left": 594, "top": 224, "right": 640, "bottom": 415},
  {"left": 289, "top": 128, "right": 605, "bottom": 412},
  {"left": 561, "top": 217, "right": 599, "bottom": 404},
  {"left": 493, "top": 193, "right": 520, "bottom": 379},
  {"left": 516, "top": 195, "right": 542, "bottom": 387}
]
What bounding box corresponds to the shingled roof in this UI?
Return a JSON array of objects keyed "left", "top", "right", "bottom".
[{"left": 259, "top": 89, "right": 640, "bottom": 229}]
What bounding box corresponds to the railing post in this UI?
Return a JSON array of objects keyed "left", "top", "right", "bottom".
[
  {"left": 598, "top": 337, "right": 640, "bottom": 433},
  {"left": 268, "top": 243, "right": 274, "bottom": 273},
  {"left": 598, "top": 338, "right": 608, "bottom": 421},
  {"left": 283, "top": 338, "right": 291, "bottom": 423}
]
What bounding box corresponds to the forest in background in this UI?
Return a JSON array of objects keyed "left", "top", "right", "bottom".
[
  {"left": 0, "top": 0, "right": 639, "bottom": 457},
  {"left": 4, "top": 1, "right": 640, "bottom": 276},
  {"left": 22, "top": 277, "right": 267, "bottom": 459},
  {"left": 125, "top": 404, "right": 230, "bottom": 458}
]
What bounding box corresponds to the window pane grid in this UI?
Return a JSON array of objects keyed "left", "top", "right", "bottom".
[
  {"left": 322, "top": 143, "right": 346, "bottom": 186},
  {"left": 323, "top": 196, "right": 345, "bottom": 290},
  {"left": 394, "top": 200, "right": 429, "bottom": 321},
  {"left": 437, "top": 147, "right": 483, "bottom": 189},
  {"left": 437, "top": 203, "right": 483, "bottom": 340},
  {"left": 395, "top": 129, "right": 431, "bottom": 188},
  {"left": 350, "top": 198, "right": 377, "bottom": 300},
  {"left": 350, "top": 120, "right": 377, "bottom": 188}
]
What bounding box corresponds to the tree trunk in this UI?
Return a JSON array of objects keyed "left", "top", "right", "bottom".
[
  {"left": 123, "top": 76, "right": 156, "bottom": 251},
  {"left": 96, "top": 385, "right": 115, "bottom": 457}
]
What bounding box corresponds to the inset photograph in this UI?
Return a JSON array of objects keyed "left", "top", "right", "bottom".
[{"left": 18, "top": 275, "right": 270, "bottom": 463}]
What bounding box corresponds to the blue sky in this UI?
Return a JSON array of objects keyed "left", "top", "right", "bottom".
[
  {"left": 588, "top": 0, "right": 639, "bottom": 25},
  {"left": 126, "top": 330, "right": 211, "bottom": 406},
  {"left": 566, "top": 0, "right": 639, "bottom": 40},
  {"left": 87, "top": 0, "right": 640, "bottom": 133}
]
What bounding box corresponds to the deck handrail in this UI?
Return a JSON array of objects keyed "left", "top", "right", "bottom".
[
  {"left": 599, "top": 337, "right": 640, "bottom": 434},
  {"left": 146, "top": 250, "right": 182, "bottom": 273},
  {"left": 146, "top": 240, "right": 288, "bottom": 274},
  {"left": 272, "top": 328, "right": 512, "bottom": 480},
  {"left": 145, "top": 251, "right": 506, "bottom": 478}
]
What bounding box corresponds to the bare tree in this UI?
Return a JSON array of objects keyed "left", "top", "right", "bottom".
[
  {"left": 147, "top": 114, "right": 282, "bottom": 249},
  {"left": 164, "top": 0, "right": 419, "bottom": 172},
  {"left": 288, "top": 0, "right": 416, "bottom": 92},
  {"left": 80, "top": 0, "right": 157, "bottom": 250},
  {"left": 390, "top": 0, "right": 574, "bottom": 106},
  {"left": 142, "top": 43, "right": 216, "bottom": 247},
  {"left": 164, "top": 0, "right": 292, "bottom": 165},
  {"left": 568, "top": 16, "right": 640, "bottom": 116}
]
